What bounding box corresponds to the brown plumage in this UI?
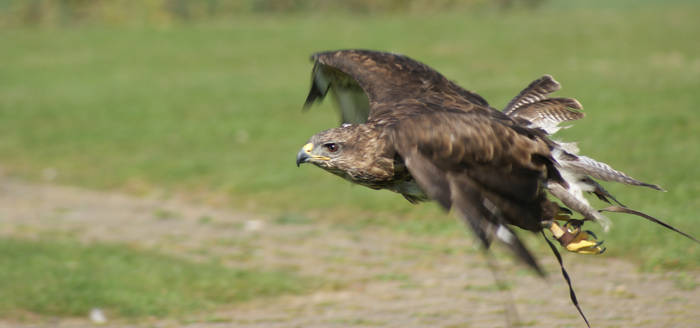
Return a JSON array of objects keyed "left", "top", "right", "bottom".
[
  {"left": 298, "top": 48, "right": 696, "bottom": 257},
  {"left": 296, "top": 49, "right": 698, "bottom": 326}
]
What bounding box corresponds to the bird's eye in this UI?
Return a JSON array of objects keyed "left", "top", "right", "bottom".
[{"left": 324, "top": 143, "right": 339, "bottom": 152}]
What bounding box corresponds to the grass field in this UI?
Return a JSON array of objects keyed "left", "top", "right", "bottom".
[
  {"left": 0, "top": 238, "right": 310, "bottom": 318},
  {"left": 1, "top": 0, "right": 699, "bottom": 321}
]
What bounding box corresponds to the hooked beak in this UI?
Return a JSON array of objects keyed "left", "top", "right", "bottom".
[{"left": 296, "top": 143, "right": 313, "bottom": 167}]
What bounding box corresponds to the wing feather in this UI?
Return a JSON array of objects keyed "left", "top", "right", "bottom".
[
  {"left": 393, "top": 109, "right": 557, "bottom": 273},
  {"left": 401, "top": 144, "right": 544, "bottom": 275},
  {"left": 304, "top": 49, "right": 491, "bottom": 124},
  {"left": 448, "top": 174, "right": 544, "bottom": 276},
  {"left": 401, "top": 148, "right": 452, "bottom": 209},
  {"left": 304, "top": 62, "right": 370, "bottom": 124}
]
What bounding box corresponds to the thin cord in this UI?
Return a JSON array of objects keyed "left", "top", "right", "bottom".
[{"left": 541, "top": 231, "right": 592, "bottom": 328}]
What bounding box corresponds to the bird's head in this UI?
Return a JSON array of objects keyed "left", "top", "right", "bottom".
[
  {"left": 296, "top": 125, "right": 357, "bottom": 172},
  {"left": 296, "top": 124, "right": 391, "bottom": 185}
]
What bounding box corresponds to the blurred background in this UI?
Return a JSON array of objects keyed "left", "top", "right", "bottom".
[{"left": 0, "top": 0, "right": 698, "bottom": 326}]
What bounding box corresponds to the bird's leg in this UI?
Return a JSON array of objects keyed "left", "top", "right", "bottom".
[{"left": 545, "top": 219, "right": 606, "bottom": 255}]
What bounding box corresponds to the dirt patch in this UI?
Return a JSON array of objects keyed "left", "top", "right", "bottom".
[{"left": 0, "top": 177, "right": 697, "bottom": 327}]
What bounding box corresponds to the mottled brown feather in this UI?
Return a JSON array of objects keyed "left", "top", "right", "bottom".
[
  {"left": 306, "top": 49, "right": 491, "bottom": 124},
  {"left": 391, "top": 109, "right": 560, "bottom": 232}
]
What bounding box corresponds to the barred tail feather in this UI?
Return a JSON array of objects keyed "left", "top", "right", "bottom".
[
  {"left": 504, "top": 75, "right": 584, "bottom": 134},
  {"left": 504, "top": 74, "right": 561, "bottom": 115}
]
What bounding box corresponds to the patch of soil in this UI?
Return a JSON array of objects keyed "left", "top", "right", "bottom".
[{"left": 0, "top": 177, "right": 697, "bottom": 328}]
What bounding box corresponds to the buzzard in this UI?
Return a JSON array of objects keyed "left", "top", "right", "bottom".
[{"left": 296, "top": 49, "right": 698, "bottom": 326}]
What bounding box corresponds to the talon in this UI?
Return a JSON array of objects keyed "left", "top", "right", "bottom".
[
  {"left": 548, "top": 222, "right": 606, "bottom": 255},
  {"left": 585, "top": 230, "right": 598, "bottom": 239}
]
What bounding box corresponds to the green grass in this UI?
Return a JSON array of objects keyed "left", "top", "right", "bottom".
[
  {"left": 0, "top": 1, "right": 698, "bottom": 270},
  {"left": 0, "top": 238, "right": 311, "bottom": 319}
]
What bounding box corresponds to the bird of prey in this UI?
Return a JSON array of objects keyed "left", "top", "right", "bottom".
[{"left": 296, "top": 49, "right": 698, "bottom": 326}]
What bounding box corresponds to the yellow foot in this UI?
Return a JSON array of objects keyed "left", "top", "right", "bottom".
[{"left": 548, "top": 221, "right": 606, "bottom": 255}]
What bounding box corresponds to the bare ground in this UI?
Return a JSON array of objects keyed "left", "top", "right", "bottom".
[{"left": 0, "top": 177, "right": 698, "bottom": 328}]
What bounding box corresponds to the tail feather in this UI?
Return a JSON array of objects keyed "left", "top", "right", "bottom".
[
  {"left": 580, "top": 176, "right": 625, "bottom": 206},
  {"left": 505, "top": 75, "right": 669, "bottom": 232},
  {"left": 505, "top": 74, "right": 698, "bottom": 328},
  {"left": 504, "top": 74, "right": 561, "bottom": 115},
  {"left": 512, "top": 99, "right": 584, "bottom": 134},
  {"left": 547, "top": 182, "right": 611, "bottom": 231},
  {"left": 514, "top": 98, "right": 583, "bottom": 120},
  {"left": 504, "top": 76, "right": 585, "bottom": 135},
  {"left": 600, "top": 206, "right": 700, "bottom": 244},
  {"left": 561, "top": 153, "right": 664, "bottom": 191}
]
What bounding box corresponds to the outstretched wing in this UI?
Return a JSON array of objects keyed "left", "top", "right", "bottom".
[
  {"left": 392, "top": 109, "right": 560, "bottom": 275},
  {"left": 304, "top": 49, "right": 490, "bottom": 124}
]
